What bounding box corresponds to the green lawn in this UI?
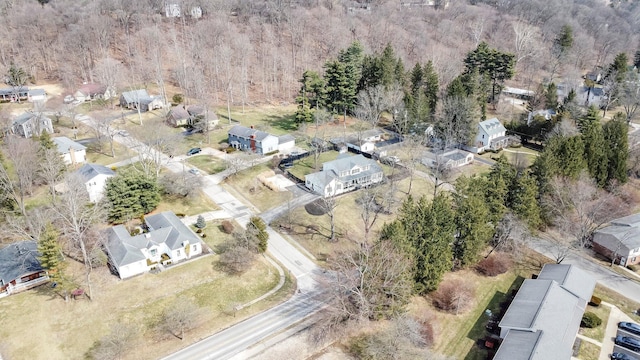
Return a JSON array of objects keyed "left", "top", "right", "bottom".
[
  {"left": 152, "top": 191, "right": 219, "bottom": 216},
  {"left": 286, "top": 151, "right": 341, "bottom": 180},
  {"left": 577, "top": 340, "right": 600, "bottom": 360},
  {"left": 0, "top": 254, "right": 293, "bottom": 360},
  {"left": 186, "top": 155, "right": 226, "bottom": 174}
]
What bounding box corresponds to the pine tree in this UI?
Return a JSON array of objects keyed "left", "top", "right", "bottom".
[
  {"left": 38, "top": 130, "right": 55, "bottom": 150},
  {"left": 509, "top": 172, "right": 542, "bottom": 230},
  {"left": 556, "top": 136, "right": 586, "bottom": 179},
  {"left": 423, "top": 60, "right": 439, "bottom": 117},
  {"left": 486, "top": 156, "right": 515, "bottom": 223},
  {"left": 106, "top": 171, "right": 161, "bottom": 224},
  {"left": 324, "top": 60, "right": 357, "bottom": 119},
  {"left": 38, "top": 222, "right": 66, "bottom": 283},
  {"left": 195, "top": 215, "right": 206, "bottom": 229},
  {"left": 606, "top": 52, "right": 629, "bottom": 84},
  {"left": 545, "top": 82, "right": 558, "bottom": 110},
  {"left": 582, "top": 121, "right": 608, "bottom": 187},
  {"left": 463, "top": 42, "right": 515, "bottom": 104},
  {"left": 603, "top": 113, "right": 629, "bottom": 185},
  {"left": 453, "top": 176, "right": 493, "bottom": 267},
  {"left": 577, "top": 105, "right": 600, "bottom": 133}
]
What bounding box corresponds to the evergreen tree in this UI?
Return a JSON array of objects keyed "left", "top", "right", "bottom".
[
  {"left": 453, "top": 176, "right": 493, "bottom": 267},
  {"left": 607, "top": 52, "right": 629, "bottom": 84},
  {"left": 577, "top": 105, "right": 600, "bottom": 133},
  {"left": 553, "top": 25, "right": 574, "bottom": 58},
  {"left": 248, "top": 216, "right": 269, "bottom": 253},
  {"left": 485, "top": 156, "right": 514, "bottom": 223},
  {"left": 558, "top": 136, "right": 587, "bottom": 179},
  {"left": 296, "top": 70, "right": 325, "bottom": 111},
  {"left": 195, "top": 215, "right": 206, "bottom": 229},
  {"left": 509, "top": 171, "right": 542, "bottom": 230},
  {"left": 105, "top": 171, "right": 161, "bottom": 224},
  {"left": 634, "top": 49, "right": 640, "bottom": 69},
  {"left": 380, "top": 43, "right": 399, "bottom": 88},
  {"left": 359, "top": 55, "right": 383, "bottom": 90},
  {"left": 582, "top": 120, "right": 608, "bottom": 187},
  {"left": 324, "top": 60, "right": 357, "bottom": 119},
  {"left": 38, "top": 222, "right": 65, "bottom": 281},
  {"left": 603, "top": 113, "right": 629, "bottom": 185},
  {"left": 545, "top": 82, "right": 558, "bottom": 110},
  {"left": 463, "top": 42, "right": 515, "bottom": 104},
  {"left": 38, "top": 130, "right": 55, "bottom": 150},
  {"left": 423, "top": 60, "right": 439, "bottom": 116}
]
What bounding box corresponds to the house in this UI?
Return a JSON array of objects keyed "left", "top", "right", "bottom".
[
  {"left": 494, "top": 264, "right": 595, "bottom": 360},
  {"left": 120, "top": 89, "right": 164, "bottom": 112},
  {"left": 0, "top": 87, "right": 29, "bottom": 102},
  {"left": 27, "top": 88, "right": 47, "bottom": 103},
  {"left": 53, "top": 136, "right": 87, "bottom": 166},
  {"left": 167, "top": 105, "right": 191, "bottom": 127},
  {"left": 186, "top": 105, "right": 219, "bottom": 129},
  {"left": 466, "top": 118, "right": 509, "bottom": 153},
  {"left": 74, "top": 83, "right": 116, "bottom": 102},
  {"left": 593, "top": 213, "right": 640, "bottom": 266},
  {"left": 75, "top": 163, "right": 116, "bottom": 203},
  {"left": 104, "top": 211, "right": 204, "bottom": 279},
  {"left": 305, "top": 154, "right": 384, "bottom": 197},
  {"left": 277, "top": 134, "right": 296, "bottom": 152},
  {"left": 11, "top": 112, "right": 53, "bottom": 138},
  {"left": 228, "top": 125, "right": 279, "bottom": 155},
  {"left": 527, "top": 109, "right": 557, "bottom": 126},
  {"left": 585, "top": 68, "right": 603, "bottom": 83},
  {"left": 502, "top": 86, "right": 535, "bottom": 103},
  {"left": 0, "top": 241, "right": 49, "bottom": 297},
  {"left": 422, "top": 149, "right": 474, "bottom": 169}
]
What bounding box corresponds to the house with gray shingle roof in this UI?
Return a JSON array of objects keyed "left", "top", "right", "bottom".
[
  {"left": 120, "top": 89, "right": 164, "bottom": 112},
  {"left": 75, "top": 163, "right": 115, "bottom": 203},
  {"left": 466, "top": 117, "right": 508, "bottom": 153},
  {"left": 53, "top": 136, "right": 87, "bottom": 166},
  {"left": 0, "top": 241, "right": 48, "bottom": 297},
  {"left": 422, "top": 149, "right": 474, "bottom": 169},
  {"left": 228, "top": 125, "right": 280, "bottom": 155},
  {"left": 104, "top": 211, "right": 204, "bottom": 279},
  {"left": 11, "top": 112, "right": 53, "bottom": 138},
  {"left": 593, "top": 213, "right": 640, "bottom": 266},
  {"left": 494, "top": 264, "right": 595, "bottom": 360},
  {"left": 305, "top": 154, "right": 384, "bottom": 197}
]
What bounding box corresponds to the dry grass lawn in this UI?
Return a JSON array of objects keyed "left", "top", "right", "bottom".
[
  {"left": 0, "top": 254, "right": 293, "bottom": 360},
  {"left": 223, "top": 163, "right": 292, "bottom": 212},
  {"left": 152, "top": 191, "right": 220, "bottom": 216}
]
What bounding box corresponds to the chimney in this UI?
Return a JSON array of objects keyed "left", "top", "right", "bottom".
[{"left": 250, "top": 125, "right": 254, "bottom": 129}]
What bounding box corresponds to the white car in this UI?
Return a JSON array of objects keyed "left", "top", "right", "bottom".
[{"left": 188, "top": 168, "right": 200, "bottom": 175}]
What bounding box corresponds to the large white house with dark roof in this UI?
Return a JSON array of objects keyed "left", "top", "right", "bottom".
[
  {"left": 104, "top": 211, "right": 204, "bottom": 279},
  {"left": 228, "top": 125, "right": 294, "bottom": 155},
  {"left": 494, "top": 264, "right": 595, "bottom": 360},
  {"left": 75, "top": 163, "right": 115, "bottom": 203},
  {"left": 305, "top": 154, "right": 384, "bottom": 197},
  {"left": 466, "top": 117, "right": 508, "bottom": 153},
  {"left": 593, "top": 213, "right": 640, "bottom": 266}
]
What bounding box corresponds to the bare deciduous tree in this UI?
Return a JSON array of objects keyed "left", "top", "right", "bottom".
[
  {"left": 355, "top": 85, "right": 401, "bottom": 130},
  {"left": 160, "top": 297, "right": 206, "bottom": 341},
  {"left": 133, "top": 125, "right": 180, "bottom": 178},
  {"left": 0, "top": 135, "right": 40, "bottom": 215},
  {"left": 320, "top": 196, "right": 339, "bottom": 241},
  {"left": 89, "top": 323, "right": 139, "bottom": 360},
  {"left": 39, "top": 148, "right": 67, "bottom": 200}
]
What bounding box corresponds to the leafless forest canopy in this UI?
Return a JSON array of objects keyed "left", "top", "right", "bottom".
[{"left": 1, "top": 0, "right": 639, "bottom": 103}]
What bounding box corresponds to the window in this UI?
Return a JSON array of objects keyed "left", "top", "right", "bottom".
[
  {"left": 176, "top": 250, "right": 181, "bottom": 256},
  {"left": 482, "top": 134, "right": 485, "bottom": 139},
  {"left": 351, "top": 168, "right": 360, "bottom": 175},
  {"left": 192, "top": 244, "right": 198, "bottom": 252},
  {"left": 150, "top": 248, "right": 157, "bottom": 256}
]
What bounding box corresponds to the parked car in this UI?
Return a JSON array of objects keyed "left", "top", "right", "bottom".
[
  {"left": 188, "top": 168, "right": 200, "bottom": 175},
  {"left": 187, "top": 147, "right": 202, "bottom": 156},
  {"left": 381, "top": 156, "right": 400, "bottom": 165},
  {"left": 611, "top": 352, "right": 638, "bottom": 360},
  {"left": 63, "top": 95, "right": 75, "bottom": 104},
  {"left": 117, "top": 130, "right": 130, "bottom": 137},
  {"left": 619, "top": 322, "right": 640, "bottom": 336},
  {"left": 615, "top": 336, "right": 640, "bottom": 352}
]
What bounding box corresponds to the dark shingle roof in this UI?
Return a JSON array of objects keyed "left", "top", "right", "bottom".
[
  {"left": 0, "top": 241, "right": 43, "bottom": 286},
  {"left": 75, "top": 163, "right": 115, "bottom": 183},
  {"left": 228, "top": 125, "right": 273, "bottom": 141},
  {"left": 145, "top": 211, "right": 201, "bottom": 250}
]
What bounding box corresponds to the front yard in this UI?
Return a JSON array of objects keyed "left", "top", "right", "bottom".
[{"left": 0, "top": 252, "right": 292, "bottom": 360}]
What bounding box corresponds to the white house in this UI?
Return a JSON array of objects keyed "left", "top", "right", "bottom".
[
  {"left": 527, "top": 109, "right": 557, "bottom": 126},
  {"left": 228, "top": 125, "right": 280, "bottom": 155},
  {"left": 422, "top": 149, "right": 474, "bottom": 169},
  {"left": 120, "top": 89, "right": 164, "bottom": 112},
  {"left": 74, "top": 83, "right": 116, "bottom": 102},
  {"left": 466, "top": 118, "right": 508, "bottom": 153},
  {"left": 52, "top": 137, "right": 87, "bottom": 166},
  {"left": 305, "top": 154, "right": 384, "bottom": 197},
  {"left": 75, "top": 163, "right": 115, "bottom": 203},
  {"left": 104, "top": 211, "right": 204, "bottom": 279},
  {"left": 27, "top": 89, "right": 47, "bottom": 103}
]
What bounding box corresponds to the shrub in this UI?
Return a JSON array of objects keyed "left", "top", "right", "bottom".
[
  {"left": 431, "top": 278, "right": 475, "bottom": 314},
  {"left": 225, "top": 147, "right": 236, "bottom": 153},
  {"left": 629, "top": 264, "right": 640, "bottom": 272},
  {"left": 175, "top": 213, "right": 186, "bottom": 218},
  {"left": 581, "top": 312, "right": 602, "bottom": 328},
  {"left": 195, "top": 215, "right": 206, "bottom": 229},
  {"left": 588, "top": 296, "right": 602, "bottom": 307},
  {"left": 475, "top": 253, "right": 512, "bottom": 276},
  {"left": 172, "top": 93, "right": 184, "bottom": 104},
  {"left": 196, "top": 228, "right": 203, "bottom": 234},
  {"left": 221, "top": 220, "right": 234, "bottom": 234},
  {"left": 201, "top": 233, "right": 207, "bottom": 238}
]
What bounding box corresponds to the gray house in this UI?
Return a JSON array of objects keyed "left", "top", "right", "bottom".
[
  {"left": 11, "top": 112, "right": 53, "bottom": 138},
  {"left": 0, "top": 241, "right": 48, "bottom": 297},
  {"left": 228, "top": 125, "right": 279, "bottom": 155},
  {"left": 120, "top": 89, "right": 164, "bottom": 112},
  {"left": 104, "top": 211, "right": 204, "bottom": 279},
  {"left": 305, "top": 154, "right": 384, "bottom": 197},
  {"left": 53, "top": 136, "right": 87, "bottom": 166},
  {"left": 593, "top": 213, "right": 640, "bottom": 266},
  {"left": 494, "top": 264, "right": 595, "bottom": 360}
]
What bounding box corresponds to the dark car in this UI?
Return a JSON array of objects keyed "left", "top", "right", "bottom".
[
  {"left": 612, "top": 352, "right": 638, "bottom": 360},
  {"left": 615, "top": 336, "right": 640, "bottom": 352},
  {"left": 619, "top": 322, "right": 640, "bottom": 336},
  {"left": 187, "top": 147, "right": 202, "bottom": 156}
]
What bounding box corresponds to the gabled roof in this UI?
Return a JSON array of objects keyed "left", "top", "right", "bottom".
[
  {"left": 121, "top": 89, "right": 151, "bottom": 104},
  {"left": 228, "top": 125, "right": 274, "bottom": 142},
  {"left": 537, "top": 263, "right": 595, "bottom": 302},
  {"left": 75, "top": 163, "right": 115, "bottom": 183},
  {"left": 594, "top": 212, "right": 640, "bottom": 250},
  {"left": 105, "top": 212, "right": 202, "bottom": 268},
  {"left": 494, "top": 330, "right": 542, "bottom": 360},
  {"left": 168, "top": 106, "right": 190, "bottom": 121},
  {"left": 28, "top": 89, "right": 46, "bottom": 97},
  {"left": 0, "top": 241, "right": 43, "bottom": 286},
  {"left": 478, "top": 118, "right": 506, "bottom": 137},
  {"left": 12, "top": 112, "right": 42, "bottom": 126},
  {"left": 53, "top": 136, "right": 87, "bottom": 154},
  {"left": 323, "top": 154, "right": 377, "bottom": 173},
  {"left": 278, "top": 134, "right": 295, "bottom": 144},
  {"left": 610, "top": 213, "right": 640, "bottom": 227}
]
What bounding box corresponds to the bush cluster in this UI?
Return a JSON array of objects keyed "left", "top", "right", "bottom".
[
  {"left": 588, "top": 296, "right": 602, "bottom": 307},
  {"left": 475, "top": 253, "right": 512, "bottom": 276},
  {"left": 581, "top": 312, "right": 602, "bottom": 328},
  {"left": 221, "top": 220, "right": 234, "bottom": 234},
  {"left": 431, "top": 279, "right": 475, "bottom": 314}
]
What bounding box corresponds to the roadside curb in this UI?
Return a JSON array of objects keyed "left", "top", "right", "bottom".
[{"left": 239, "top": 255, "right": 287, "bottom": 310}]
